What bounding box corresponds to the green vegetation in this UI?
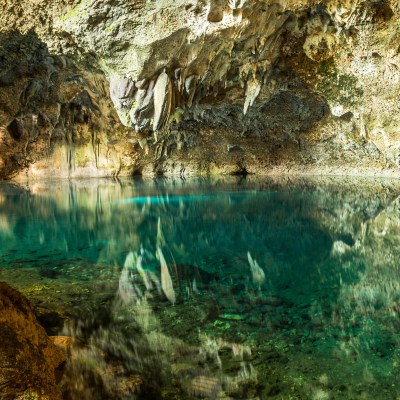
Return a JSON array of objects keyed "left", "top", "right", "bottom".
[
  {"left": 168, "top": 107, "right": 185, "bottom": 125},
  {"left": 104, "top": 21, "right": 120, "bottom": 34},
  {"left": 123, "top": 108, "right": 132, "bottom": 126},
  {"left": 316, "top": 59, "right": 364, "bottom": 108},
  {"left": 59, "top": 0, "right": 91, "bottom": 22}
]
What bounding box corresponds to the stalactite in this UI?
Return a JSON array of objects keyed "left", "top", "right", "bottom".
[
  {"left": 244, "top": 78, "right": 261, "bottom": 115},
  {"left": 153, "top": 70, "right": 172, "bottom": 131}
]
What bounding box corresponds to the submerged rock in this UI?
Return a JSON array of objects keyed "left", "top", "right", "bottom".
[{"left": 0, "top": 282, "right": 65, "bottom": 400}]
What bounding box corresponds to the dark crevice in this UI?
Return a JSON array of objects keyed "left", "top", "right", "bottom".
[
  {"left": 7, "top": 119, "right": 23, "bottom": 141},
  {"left": 132, "top": 167, "right": 143, "bottom": 177},
  {"left": 230, "top": 167, "right": 249, "bottom": 176}
]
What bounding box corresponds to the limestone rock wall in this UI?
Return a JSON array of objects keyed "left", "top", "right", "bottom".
[{"left": 0, "top": 0, "right": 399, "bottom": 178}]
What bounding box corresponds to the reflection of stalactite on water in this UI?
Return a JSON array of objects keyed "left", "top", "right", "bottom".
[
  {"left": 58, "top": 247, "right": 230, "bottom": 399},
  {"left": 247, "top": 251, "right": 265, "bottom": 289},
  {"left": 68, "top": 182, "right": 77, "bottom": 211},
  {"left": 95, "top": 186, "right": 103, "bottom": 224},
  {"left": 118, "top": 250, "right": 161, "bottom": 305},
  {"left": 115, "top": 247, "right": 258, "bottom": 399}
]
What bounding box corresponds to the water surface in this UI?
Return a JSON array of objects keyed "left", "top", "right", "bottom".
[{"left": 1, "top": 177, "right": 400, "bottom": 399}]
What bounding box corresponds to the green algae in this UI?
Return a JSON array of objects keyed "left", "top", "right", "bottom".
[{"left": 220, "top": 313, "right": 245, "bottom": 321}]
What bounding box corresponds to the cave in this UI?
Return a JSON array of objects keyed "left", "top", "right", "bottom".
[{"left": 1, "top": 1, "right": 400, "bottom": 399}]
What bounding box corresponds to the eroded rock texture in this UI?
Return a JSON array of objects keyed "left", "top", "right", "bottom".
[
  {"left": 0, "top": 0, "right": 399, "bottom": 178},
  {"left": 0, "top": 282, "right": 65, "bottom": 399}
]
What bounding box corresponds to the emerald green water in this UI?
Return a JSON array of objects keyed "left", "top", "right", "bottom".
[{"left": 1, "top": 177, "right": 400, "bottom": 399}]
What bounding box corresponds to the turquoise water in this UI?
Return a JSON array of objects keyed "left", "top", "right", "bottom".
[{"left": 1, "top": 177, "right": 400, "bottom": 399}]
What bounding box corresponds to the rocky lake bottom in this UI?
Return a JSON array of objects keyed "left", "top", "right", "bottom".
[{"left": 1, "top": 176, "right": 400, "bottom": 399}]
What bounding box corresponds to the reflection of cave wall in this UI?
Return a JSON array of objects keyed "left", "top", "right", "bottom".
[{"left": 1, "top": 177, "right": 396, "bottom": 279}]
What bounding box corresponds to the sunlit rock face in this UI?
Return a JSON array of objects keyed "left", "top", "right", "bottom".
[{"left": 0, "top": 0, "right": 399, "bottom": 178}]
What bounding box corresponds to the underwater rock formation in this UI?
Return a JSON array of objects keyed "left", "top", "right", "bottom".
[
  {"left": 0, "top": 0, "right": 399, "bottom": 178},
  {"left": 0, "top": 282, "right": 65, "bottom": 400}
]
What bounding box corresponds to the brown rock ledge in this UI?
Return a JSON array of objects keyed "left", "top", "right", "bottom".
[{"left": 0, "top": 282, "right": 65, "bottom": 400}]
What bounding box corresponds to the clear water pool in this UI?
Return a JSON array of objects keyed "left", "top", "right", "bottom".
[{"left": 1, "top": 177, "right": 400, "bottom": 399}]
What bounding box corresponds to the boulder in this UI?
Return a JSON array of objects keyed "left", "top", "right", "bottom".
[{"left": 0, "top": 282, "right": 65, "bottom": 400}]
